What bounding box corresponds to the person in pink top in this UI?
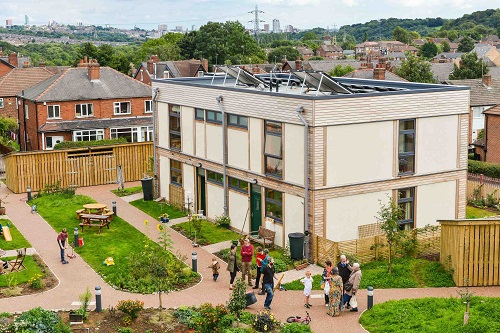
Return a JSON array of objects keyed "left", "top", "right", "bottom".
[{"left": 240, "top": 238, "right": 254, "bottom": 286}]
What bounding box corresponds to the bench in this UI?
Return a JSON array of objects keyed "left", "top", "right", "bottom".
[
  {"left": 79, "top": 214, "right": 111, "bottom": 234},
  {"left": 249, "top": 226, "right": 276, "bottom": 248},
  {"left": 76, "top": 209, "right": 86, "bottom": 219}
]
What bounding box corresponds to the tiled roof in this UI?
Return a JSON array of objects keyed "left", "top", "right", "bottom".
[
  {"left": 342, "top": 69, "right": 407, "bottom": 81},
  {"left": 446, "top": 78, "right": 500, "bottom": 106},
  {"left": 318, "top": 44, "right": 342, "bottom": 52},
  {"left": 0, "top": 59, "right": 15, "bottom": 71},
  {"left": 434, "top": 52, "right": 464, "bottom": 59},
  {"left": 488, "top": 67, "right": 500, "bottom": 80},
  {"left": 471, "top": 137, "right": 485, "bottom": 147},
  {"left": 431, "top": 63, "right": 454, "bottom": 82},
  {"left": 0, "top": 67, "right": 55, "bottom": 97},
  {"left": 21, "top": 66, "right": 151, "bottom": 102},
  {"left": 39, "top": 116, "right": 152, "bottom": 132},
  {"left": 483, "top": 104, "right": 500, "bottom": 116},
  {"left": 306, "top": 60, "right": 364, "bottom": 72},
  {"left": 297, "top": 47, "right": 314, "bottom": 55}
]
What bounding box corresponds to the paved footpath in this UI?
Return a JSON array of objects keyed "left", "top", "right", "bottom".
[{"left": 3, "top": 182, "right": 500, "bottom": 332}]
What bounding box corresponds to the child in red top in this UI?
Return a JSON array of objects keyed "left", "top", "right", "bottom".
[{"left": 254, "top": 246, "right": 266, "bottom": 291}]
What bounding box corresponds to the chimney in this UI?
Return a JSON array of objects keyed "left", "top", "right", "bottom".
[
  {"left": 77, "top": 56, "right": 89, "bottom": 67},
  {"left": 252, "top": 65, "right": 260, "bottom": 74},
  {"left": 38, "top": 61, "right": 46, "bottom": 67},
  {"left": 151, "top": 55, "right": 159, "bottom": 63},
  {"left": 88, "top": 59, "right": 100, "bottom": 81},
  {"left": 201, "top": 58, "right": 208, "bottom": 72},
  {"left": 147, "top": 58, "right": 154, "bottom": 74},
  {"left": 8, "top": 52, "right": 18, "bottom": 67},
  {"left": 483, "top": 74, "right": 492, "bottom": 87},
  {"left": 367, "top": 62, "right": 374, "bottom": 69},
  {"left": 373, "top": 68, "right": 386, "bottom": 80},
  {"left": 295, "top": 57, "right": 303, "bottom": 71}
]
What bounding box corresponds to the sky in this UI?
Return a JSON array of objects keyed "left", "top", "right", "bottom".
[{"left": 2, "top": 0, "right": 497, "bottom": 31}]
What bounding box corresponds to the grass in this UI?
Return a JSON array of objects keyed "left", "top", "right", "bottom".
[
  {"left": 282, "top": 257, "right": 455, "bottom": 290},
  {"left": 30, "top": 193, "right": 198, "bottom": 293},
  {"left": 360, "top": 296, "right": 500, "bottom": 333},
  {"left": 130, "top": 199, "right": 187, "bottom": 220},
  {"left": 111, "top": 186, "right": 143, "bottom": 197},
  {"left": 171, "top": 219, "right": 242, "bottom": 244},
  {"left": 0, "top": 219, "right": 31, "bottom": 250},
  {"left": 0, "top": 256, "right": 41, "bottom": 287},
  {"left": 466, "top": 205, "right": 499, "bottom": 219}
]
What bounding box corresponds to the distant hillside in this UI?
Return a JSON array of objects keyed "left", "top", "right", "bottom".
[{"left": 442, "top": 8, "right": 500, "bottom": 31}]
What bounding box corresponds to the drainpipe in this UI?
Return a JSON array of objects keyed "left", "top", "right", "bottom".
[
  {"left": 296, "top": 106, "right": 310, "bottom": 261},
  {"left": 216, "top": 96, "right": 228, "bottom": 216},
  {"left": 152, "top": 88, "right": 159, "bottom": 198}
]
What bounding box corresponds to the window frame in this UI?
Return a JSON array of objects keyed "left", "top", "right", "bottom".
[
  {"left": 144, "top": 100, "right": 153, "bottom": 113},
  {"left": 113, "top": 101, "right": 131, "bottom": 115},
  {"left": 47, "top": 105, "right": 61, "bottom": 119},
  {"left": 72, "top": 129, "right": 104, "bottom": 141},
  {"left": 227, "top": 113, "right": 248, "bottom": 129},
  {"left": 264, "top": 120, "right": 283, "bottom": 178},
  {"left": 398, "top": 119, "right": 416, "bottom": 175},
  {"left": 75, "top": 103, "right": 94, "bottom": 117},
  {"left": 170, "top": 160, "right": 183, "bottom": 187},
  {"left": 265, "top": 188, "right": 283, "bottom": 223},
  {"left": 398, "top": 187, "right": 415, "bottom": 230},
  {"left": 207, "top": 171, "right": 224, "bottom": 185},
  {"left": 0, "top": 98, "right": 3, "bottom": 108},
  {"left": 169, "top": 104, "right": 181, "bottom": 150},
  {"left": 206, "top": 110, "right": 223, "bottom": 124},
  {"left": 195, "top": 108, "right": 205, "bottom": 120},
  {"left": 228, "top": 177, "right": 248, "bottom": 193}
]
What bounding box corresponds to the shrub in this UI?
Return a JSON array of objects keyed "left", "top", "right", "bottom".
[
  {"left": 239, "top": 311, "right": 255, "bottom": 325},
  {"left": 469, "top": 160, "right": 500, "bottom": 179},
  {"left": 281, "top": 323, "right": 313, "bottom": 333},
  {"left": 223, "top": 328, "right": 253, "bottom": 333},
  {"left": 76, "top": 287, "right": 92, "bottom": 320},
  {"left": 252, "top": 310, "right": 279, "bottom": 332},
  {"left": 53, "top": 138, "right": 127, "bottom": 149},
  {"left": 173, "top": 306, "right": 198, "bottom": 326},
  {"left": 116, "top": 300, "right": 144, "bottom": 319},
  {"left": 28, "top": 273, "right": 44, "bottom": 290},
  {"left": 227, "top": 278, "right": 247, "bottom": 317},
  {"left": 13, "top": 307, "right": 59, "bottom": 333},
  {"left": 215, "top": 215, "right": 231, "bottom": 228},
  {"left": 192, "top": 303, "right": 228, "bottom": 333}
]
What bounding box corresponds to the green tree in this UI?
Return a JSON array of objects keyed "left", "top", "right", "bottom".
[
  {"left": 395, "top": 52, "right": 435, "bottom": 83},
  {"left": 457, "top": 36, "right": 475, "bottom": 52},
  {"left": 392, "top": 26, "right": 409, "bottom": 43},
  {"left": 450, "top": 52, "right": 489, "bottom": 80},
  {"left": 97, "top": 44, "right": 114, "bottom": 66},
  {"left": 267, "top": 46, "right": 300, "bottom": 63},
  {"left": 440, "top": 40, "right": 451, "bottom": 52},
  {"left": 226, "top": 277, "right": 247, "bottom": 318},
  {"left": 329, "top": 64, "right": 355, "bottom": 77},
  {"left": 140, "top": 33, "right": 182, "bottom": 61},
  {"left": 302, "top": 31, "right": 317, "bottom": 42},
  {"left": 376, "top": 198, "right": 405, "bottom": 274},
  {"left": 77, "top": 42, "right": 98, "bottom": 62},
  {"left": 363, "top": 31, "right": 368, "bottom": 42},
  {"left": 420, "top": 41, "right": 438, "bottom": 58}
]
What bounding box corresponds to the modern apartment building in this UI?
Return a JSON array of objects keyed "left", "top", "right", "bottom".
[{"left": 152, "top": 67, "right": 470, "bottom": 249}]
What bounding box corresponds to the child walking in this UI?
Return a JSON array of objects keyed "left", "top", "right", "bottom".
[
  {"left": 208, "top": 257, "right": 221, "bottom": 281},
  {"left": 300, "top": 270, "right": 314, "bottom": 308}
]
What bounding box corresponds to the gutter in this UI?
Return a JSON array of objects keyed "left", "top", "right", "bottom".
[
  {"left": 216, "top": 95, "right": 228, "bottom": 216},
  {"left": 296, "top": 106, "right": 310, "bottom": 261},
  {"left": 152, "top": 87, "right": 159, "bottom": 198}
]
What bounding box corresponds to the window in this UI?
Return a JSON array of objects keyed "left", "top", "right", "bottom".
[
  {"left": 265, "top": 188, "right": 282, "bottom": 222},
  {"left": 398, "top": 119, "right": 415, "bottom": 174},
  {"left": 145, "top": 100, "right": 152, "bottom": 113},
  {"left": 264, "top": 120, "right": 283, "bottom": 178},
  {"left": 170, "top": 160, "right": 182, "bottom": 186},
  {"left": 25, "top": 105, "right": 28, "bottom": 119},
  {"left": 75, "top": 103, "right": 93, "bottom": 117},
  {"left": 169, "top": 105, "right": 181, "bottom": 150},
  {"left": 47, "top": 105, "right": 60, "bottom": 119},
  {"left": 229, "top": 177, "right": 248, "bottom": 193},
  {"left": 207, "top": 171, "right": 223, "bottom": 185},
  {"left": 228, "top": 114, "right": 248, "bottom": 129},
  {"left": 73, "top": 129, "right": 104, "bottom": 141},
  {"left": 0, "top": 98, "right": 3, "bottom": 108},
  {"left": 163, "top": 71, "right": 170, "bottom": 78},
  {"left": 114, "top": 101, "right": 131, "bottom": 115},
  {"left": 398, "top": 188, "right": 414, "bottom": 230},
  {"left": 195, "top": 108, "right": 205, "bottom": 120},
  {"left": 206, "top": 110, "right": 223, "bottom": 124}
]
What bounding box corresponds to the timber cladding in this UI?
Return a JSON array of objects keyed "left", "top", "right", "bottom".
[
  {"left": 440, "top": 219, "right": 500, "bottom": 287},
  {"left": 4, "top": 142, "right": 153, "bottom": 193}
]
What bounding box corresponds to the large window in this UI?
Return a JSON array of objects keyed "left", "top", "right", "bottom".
[
  {"left": 264, "top": 121, "right": 283, "bottom": 178},
  {"left": 195, "top": 108, "right": 205, "bottom": 120},
  {"left": 47, "top": 105, "right": 60, "bottom": 119},
  {"left": 265, "top": 188, "right": 282, "bottom": 222},
  {"left": 206, "top": 110, "right": 223, "bottom": 124},
  {"left": 114, "top": 101, "right": 131, "bottom": 115},
  {"left": 207, "top": 171, "right": 223, "bottom": 185},
  {"left": 75, "top": 103, "right": 93, "bottom": 117},
  {"left": 170, "top": 160, "right": 182, "bottom": 186},
  {"left": 145, "top": 100, "right": 152, "bottom": 113},
  {"left": 228, "top": 177, "right": 248, "bottom": 193},
  {"left": 73, "top": 129, "right": 104, "bottom": 141},
  {"left": 111, "top": 126, "right": 152, "bottom": 142},
  {"left": 398, "top": 187, "right": 414, "bottom": 230},
  {"left": 169, "top": 105, "right": 181, "bottom": 150},
  {"left": 228, "top": 114, "right": 248, "bottom": 129},
  {"left": 398, "top": 119, "right": 415, "bottom": 174}
]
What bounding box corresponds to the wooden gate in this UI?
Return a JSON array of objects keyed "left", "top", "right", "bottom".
[{"left": 66, "top": 149, "right": 116, "bottom": 187}]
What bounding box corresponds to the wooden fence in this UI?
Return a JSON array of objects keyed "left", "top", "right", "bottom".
[
  {"left": 440, "top": 219, "right": 500, "bottom": 287},
  {"left": 4, "top": 142, "right": 153, "bottom": 193},
  {"left": 467, "top": 173, "right": 500, "bottom": 202},
  {"left": 315, "top": 226, "right": 441, "bottom": 265}
]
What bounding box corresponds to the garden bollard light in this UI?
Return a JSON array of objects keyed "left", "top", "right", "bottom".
[
  {"left": 74, "top": 228, "right": 79, "bottom": 248},
  {"left": 192, "top": 252, "right": 198, "bottom": 273},
  {"left": 27, "top": 186, "right": 32, "bottom": 201},
  {"left": 95, "top": 286, "right": 102, "bottom": 312},
  {"left": 367, "top": 286, "right": 374, "bottom": 310},
  {"left": 112, "top": 201, "right": 117, "bottom": 217}
]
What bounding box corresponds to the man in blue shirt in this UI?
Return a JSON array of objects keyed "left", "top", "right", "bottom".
[{"left": 262, "top": 257, "right": 278, "bottom": 310}]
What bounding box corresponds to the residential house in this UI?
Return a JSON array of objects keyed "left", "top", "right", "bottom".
[
  {"left": 297, "top": 47, "right": 314, "bottom": 61},
  {"left": 480, "top": 104, "right": 500, "bottom": 163},
  {"left": 17, "top": 58, "right": 152, "bottom": 151},
  {"left": 479, "top": 35, "right": 499, "bottom": 47},
  {"left": 151, "top": 67, "right": 469, "bottom": 249},
  {"left": 134, "top": 55, "right": 208, "bottom": 86},
  {"left": 355, "top": 42, "right": 380, "bottom": 57},
  {"left": 473, "top": 44, "right": 500, "bottom": 67},
  {"left": 0, "top": 52, "right": 31, "bottom": 69},
  {"left": 433, "top": 52, "right": 464, "bottom": 64},
  {"left": 0, "top": 58, "right": 15, "bottom": 77},
  {"left": 316, "top": 44, "right": 343, "bottom": 59}
]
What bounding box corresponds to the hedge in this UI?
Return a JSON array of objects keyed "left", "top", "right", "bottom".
[
  {"left": 53, "top": 138, "right": 127, "bottom": 149},
  {"left": 468, "top": 159, "right": 500, "bottom": 179}
]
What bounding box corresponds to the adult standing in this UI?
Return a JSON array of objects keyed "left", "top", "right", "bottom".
[
  {"left": 262, "top": 257, "right": 279, "bottom": 310},
  {"left": 321, "top": 260, "right": 334, "bottom": 306},
  {"left": 343, "top": 263, "right": 362, "bottom": 312},
  {"left": 240, "top": 238, "right": 254, "bottom": 286},
  {"left": 253, "top": 246, "right": 265, "bottom": 290},
  {"left": 337, "top": 255, "right": 351, "bottom": 284},
  {"left": 57, "top": 228, "right": 69, "bottom": 264},
  {"left": 327, "top": 267, "right": 343, "bottom": 316},
  {"left": 227, "top": 244, "right": 239, "bottom": 290}
]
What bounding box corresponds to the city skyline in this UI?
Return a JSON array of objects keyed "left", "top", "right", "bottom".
[{"left": 2, "top": 0, "right": 496, "bottom": 31}]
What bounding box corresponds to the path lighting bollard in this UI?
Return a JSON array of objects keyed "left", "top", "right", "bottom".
[
  {"left": 112, "top": 201, "right": 117, "bottom": 217},
  {"left": 367, "top": 286, "right": 374, "bottom": 310},
  {"left": 27, "top": 186, "right": 32, "bottom": 201},
  {"left": 95, "top": 286, "right": 102, "bottom": 312},
  {"left": 74, "top": 228, "right": 79, "bottom": 248},
  {"left": 192, "top": 252, "right": 198, "bottom": 273}
]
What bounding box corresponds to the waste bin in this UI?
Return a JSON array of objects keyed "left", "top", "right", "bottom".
[
  {"left": 141, "top": 177, "right": 153, "bottom": 201},
  {"left": 245, "top": 292, "right": 257, "bottom": 307},
  {"left": 288, "top": 232, "right": 305, "bottom": 260}
]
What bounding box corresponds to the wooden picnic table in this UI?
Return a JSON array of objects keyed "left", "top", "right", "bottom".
[
  {"left": 82, "top": 203, "right": 107, "bottom": 214},
  {"left": 79, "top": 214, "right": 111, "bottom": 234}
]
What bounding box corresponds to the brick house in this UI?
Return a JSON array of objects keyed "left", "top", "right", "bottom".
[
  {"left": 316, "top": 44, "right": 343, "bottom": 59},
  {"left": 17, "top": 59, "right": 152, "bottom": 151},
  {"left": 297, "top": 46, "right": 315, "bottom": 60},
  {"left": 0, "top": 58, "right": 15, "bottom": 78},
  {"left": 482, "top": 104, "right": 500, "bottom": 163}
]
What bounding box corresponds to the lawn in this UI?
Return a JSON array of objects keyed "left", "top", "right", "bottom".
[
  {"left": 466, "top": 205, "right": 499, "bottom": 219},
  {"left": 130, "top": 199, "right": 187, "bottom": 221},
  {"left": 30, "top": 193, "right": 199, "bottom": 293},
  {"left": 0, "top": 256, "right": 40, "bottom": 287},
  {"left": 0, "top": 219, "right": 31, "bottom": 250},
  {"left": 282, "top": 257, "right": 455, "bottom": 290},
  {"left": 172, "top": 219, "right": 242, "bottom": 244},
  {"left": 360, "top": 297, "right": 500, "bottom": 333},
  {"left": 111, "top": 186, "right": 142, "bottom": 197}
]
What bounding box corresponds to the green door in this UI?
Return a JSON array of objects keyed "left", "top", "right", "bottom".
[
  {"left": 250, "top": 184, "right": 262, "bottom": 233},
  {"left": 197, "top": 168, "right": 206, "bottom": 215}
]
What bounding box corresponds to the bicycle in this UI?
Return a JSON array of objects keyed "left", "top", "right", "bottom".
[{"left": 286, "top": 311, "right": 311, "bottom": 325}]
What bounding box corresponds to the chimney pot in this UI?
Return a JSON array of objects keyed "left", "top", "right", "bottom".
[
  {"left": 483, "top": 74, "right": 492, "bottom": 87},
  {"left": 88, "top": 61, "right": 100, "bottom": 81}
]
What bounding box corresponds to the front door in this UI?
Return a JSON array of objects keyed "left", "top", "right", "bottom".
[
  {"left": 250, "top": 184, "right": 262, "bottom": 233},
  {"left": 197, "top": 168, "right": 206, "bottom": 215}
]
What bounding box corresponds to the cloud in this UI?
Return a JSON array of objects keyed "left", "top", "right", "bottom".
[{"left": 342, "top": 0, "right": 359, "bottom": 6}]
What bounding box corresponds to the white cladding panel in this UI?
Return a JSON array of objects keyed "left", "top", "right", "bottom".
[
  {"left": 249, "top": 118, "right": 263, "bottom": 173},
  {"left": 159, "top": 156, "right": 170, "bottom": 199},
  {"left": 416, "top": 116, "right": 459, "bottom": 174},
  {"left": 228, "top": 128, "right": 249, "bottom": 170},
  {"left": 284, "top": 124, "right": 305, "bottom": 186},
  {"left": 326, "top": 121, "right": 394, "bottom": 186},
  {"left": 157, "top": 102, "right": 169, "bottom": 148},
  {"left": 273, "top": 223, "right": 284, "bottom": 248},
  {"left": 416, "top": 181, "right": 457, "bottom": 227},
  {"left": 207, "top": 183, "right": 224, "bottom": 220},
  {"left": 326, "top": 190, "right": 391, "bottom": 241},
  {"left": 183, "top": 164, "right": 195, "bottom": 211},
  {"left": 195, "top": 122, "right": 205, "bottom": 158},
  {"left": 229, "top": 191, "right": 249, "bottom": 233},
  {"left": 181, "top": 106, "right": 195, "bottom": 155},
  {"left": 206, "top": 124, "right": 223, "bottom": 162},
  {"left": 284, "top": 193, "right": 304, "bottom": 238}
]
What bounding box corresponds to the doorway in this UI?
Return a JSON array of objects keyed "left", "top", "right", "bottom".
[
  {"left": 197, "top": 168, "right": 206, "bottom": 215},
  {"left": 250, "top": 184, "right": 262, "bottom": 233}
]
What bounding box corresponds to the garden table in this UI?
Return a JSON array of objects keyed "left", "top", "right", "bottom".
[{"left": 82, "top": 203, "right": 107, "bottom": 214}]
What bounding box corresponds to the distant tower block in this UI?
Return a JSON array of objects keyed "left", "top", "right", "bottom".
[{"left": 25, "top": 15, "right": 29, "bottom": 25}]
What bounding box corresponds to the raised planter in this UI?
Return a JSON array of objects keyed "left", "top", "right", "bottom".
[
  {"left": 69, "top": 311, "right": 84, "bottom": 324},
  {"left": 295, "top": 262, "right": 309, "bottom": 271}
]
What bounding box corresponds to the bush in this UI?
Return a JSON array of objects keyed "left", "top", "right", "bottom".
[
  {"left": 28, "top": 273, "right": 44, "bottom": 290},
  {"left": 192, "top": 303, "right": 228, "bottom": 333},
  {"left": 281, "top": 323, "right": 313, "bottom": 333},
  {"left": 116, "top": 300, "right": 144, "bottom": 319},
  {"left": 469, "top": 160, "right": 500, "bottom": 179},
  {"left": 13, "top": 307, "right": 60, "bottom": 333},
  {"left": 252, "top": 310, "right": 279, "bottom": 332},
  {"left": 215, "top": 215, "right": 231, "bottom": 228},
  {"left": 227, "top": 278, "right": 247, "bottom": 317},
  {"left": 173, "top": 306, "right": 198, "bottom": 328},
  {"left": 223, "top": 328, "right": 253, "bottom": 333},
  {"left": 53, "top": 138, "right": 127, "bottom": 149}
]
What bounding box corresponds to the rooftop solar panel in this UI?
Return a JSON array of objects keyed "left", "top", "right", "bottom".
[{"left": 291, "top": 70, "right": 353, "bottom": 95}]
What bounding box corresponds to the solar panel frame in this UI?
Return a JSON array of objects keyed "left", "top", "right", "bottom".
[
  {"left": 291, "top": 70, "right": 353, "bottom": 94},
  {"left": 215, "top": 65, "right": 269, "bottom": 88}
]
